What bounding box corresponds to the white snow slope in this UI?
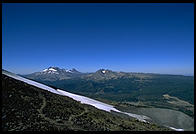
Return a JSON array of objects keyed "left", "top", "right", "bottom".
[{"left": 169, "top": 127, "right": 184, "bottom": 131}]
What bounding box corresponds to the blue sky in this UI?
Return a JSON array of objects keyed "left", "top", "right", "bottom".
[{"left": 2, "top": 3, "right": 194, "bottom": 75}]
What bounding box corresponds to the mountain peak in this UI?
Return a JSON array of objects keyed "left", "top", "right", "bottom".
[{"left": 42, "top": 67, "right": 81, "bottom": 74}]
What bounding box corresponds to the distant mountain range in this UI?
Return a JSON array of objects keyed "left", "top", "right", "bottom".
[
  {"left": 23, "top": 66, "right": 155, "bottom": 81},
  {"left": 23, "top": 67, "right": 83, "bottom": 81}
]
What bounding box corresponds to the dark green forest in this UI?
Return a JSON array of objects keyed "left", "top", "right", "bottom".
[{"left": 38, "top": 74, "right": 194, "bottom": 104}]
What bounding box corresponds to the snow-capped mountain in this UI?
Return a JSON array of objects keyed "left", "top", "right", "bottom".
[
  {"left": 81, "top": 69, "right": 126, "bottom": 80},
  {"left": 23, "top": 67, "right": 83, "bottom": 81},
  {"left": 41, "top": 67, "right": 80, "bottom": 74}
]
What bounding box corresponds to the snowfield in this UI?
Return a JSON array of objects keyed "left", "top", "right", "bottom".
[
  {"left": 57, "top": 89, "right": 150, "bottom": 122},
  {"left": 168, "top": 127, "right": 184, "bottom": 131},
  {"left": 57, "top": 89, "right": 121, "bottom": 113}
]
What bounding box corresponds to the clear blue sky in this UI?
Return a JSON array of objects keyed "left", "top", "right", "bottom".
[{"left": 2, "top": 3, "right": 194, "bottom": 75}]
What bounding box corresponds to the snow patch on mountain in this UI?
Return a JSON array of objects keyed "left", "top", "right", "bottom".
[
  {"left": 47, "top": 71, "right": 59, "bottom": 74},
  {"left": 42, "top": 67, "right": 58, "bottom": 74},
  {"left": 48, "top": 68, "right": 57, "bottom": 71},
  {"left": 65, "top": 69, "right": 72, "bottom": 73},
  {"left": 102, "top": 70, "right": 106, "bottom": 73}
]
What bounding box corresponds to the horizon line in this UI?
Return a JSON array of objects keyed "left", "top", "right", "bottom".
[{"left": 2, "top": 68, "right": 194, "bottom": 77}]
